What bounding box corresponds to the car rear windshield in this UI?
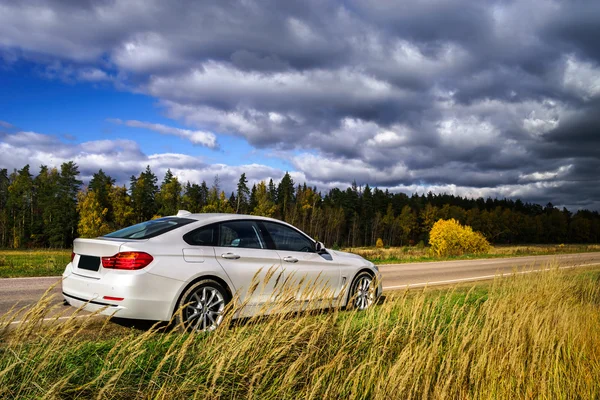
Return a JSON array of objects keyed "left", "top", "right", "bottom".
[{"left": 104, "top": 217, "right": 195, "bottom": 240}]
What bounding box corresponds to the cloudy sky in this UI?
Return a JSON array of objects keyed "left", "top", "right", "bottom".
[{"left": 1, "top": 0, "right": 599, "bottom": 210}]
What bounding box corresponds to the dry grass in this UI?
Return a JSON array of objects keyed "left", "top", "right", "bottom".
[
  {"left": 349, "top": 243, "right": 600, "bottom": 264},
  {"left": 1, "top": 265, "right": 599, "bottom": 399}
]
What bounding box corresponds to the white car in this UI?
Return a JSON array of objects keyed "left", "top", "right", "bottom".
[{"left": 62, "top": 211, "right": 382, "bottom": 331}]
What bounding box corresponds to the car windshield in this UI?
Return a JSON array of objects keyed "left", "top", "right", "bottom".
[{"left": 104, "top": 217, "right": 194, "bottom": 239}]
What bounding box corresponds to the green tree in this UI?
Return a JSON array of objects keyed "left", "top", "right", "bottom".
[
  {"left": 181, "top": 182, "right": 207, "bottom": 212},
  {"left": 7, "top": 165, "right": 34, "bottom": 248},
  {"left": 0, "top": 168, "right": 8, "bottom": 247},
  {"left": 420, "top": 203, "right": 439, "bottom": 240},
  {"left": 397, "top": 205, "right": 417, "bottom": 246},
  {"left": 55, "top": 162, "right": 82, "bottom": 247},
  {"left": 236, "top": 173, "right": 250, "bottom": 214},
  {"left": 33, "top": 165, "right": 60, "bottom": 246},
  {"left": 130, "top": 166, "right": 158, "bottom": 222},
  {"left": 157, "top": 169, "right": 182, "bottom": 216},
  {"left": 89, "top": 169, "right": 115, "bottom": 222},
  {"left": 277, "top": 172, "right": 295, "bottom": 221}
]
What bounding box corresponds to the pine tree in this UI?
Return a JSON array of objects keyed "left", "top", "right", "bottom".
[
  {"left": 55, "top": 162, "right": 82, "bottom": 247},
  {"left": 181, "top": 182, "right": 205, "bottom": 212},
  {"left": 33, "top": 165, "right": 60, "bottom": 246},
  {"left": 0, "top": 168, "right": 8, "bottom": 247},
  {"left": 235, "top": 173, "right": 250, "bottom": 214},
  {"left": 268, "top": 178, "right": 277, "bottom": 203},
  {"left": 249, "top": 184, "right": 257, "bottom": 213},
  {"left": 397, "top": 205, "right": 417, "bottom": 246},
  {"left": 130, "top": 166, "right": 158, "bottom": 222},
  {"left": 89, "top": 169, "right": 115, "bottom": 222},
  {"left": 157, "top": 169, "right": 182, "bottom": 216},
  {"left": 277, "top": 172, "right": 295, "bottom": 220},
  {"left": 7, "top": 165, "right": 34, "bottom": 248}
]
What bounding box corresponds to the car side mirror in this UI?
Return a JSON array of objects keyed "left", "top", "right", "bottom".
[{"left": 315, "top": 241, "right": 325, "bottom": 253}]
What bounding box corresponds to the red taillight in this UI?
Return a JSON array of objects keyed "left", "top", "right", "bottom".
[
  {"left": 101, "top": 252, "right": 153, "bottom": 270},
  {"left": 71, "top": 252, "right": 75, "bottom": 262}
]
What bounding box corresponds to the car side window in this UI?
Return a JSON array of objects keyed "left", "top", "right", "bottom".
[
  {"left": 219, "top": 221, "right": 265, "bottom": 249},
  {"left": 262, "top": 222, "right": 315, "bottom": 252},
  {"left": 183, "top": 225, "right": 216, "bottom": 246}
]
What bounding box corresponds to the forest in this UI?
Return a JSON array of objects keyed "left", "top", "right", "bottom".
[{"left": 0, "top": 162, "right": 599, "bottom": 249}]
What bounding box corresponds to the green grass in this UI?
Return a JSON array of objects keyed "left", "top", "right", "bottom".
[
  {"left": 0, "top": 249, "right": 71, "bottom": 278},
  {"left": 1, "top": 265, "right": 599, "bottom": 399}
]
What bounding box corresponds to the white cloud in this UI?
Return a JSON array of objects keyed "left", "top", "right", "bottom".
[
  {"left": 519, "top": 164, "right": 573, "bottom": 182},
  {"left": 563, "top": 55, "right": 600, "bottom": 100},
  {"left": 109, "top": 119, "right": 218, "bottom": 149},
  {"left": 77, "top": 68, "right": 111, "bottom": 82}
]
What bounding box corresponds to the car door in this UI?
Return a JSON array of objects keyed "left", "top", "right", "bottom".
[
  {"left": 213, "top": 220, "right": 284, "bottom": 308},
  {"left": 260, "top": 221, "right": 341, "bottom": 304}
]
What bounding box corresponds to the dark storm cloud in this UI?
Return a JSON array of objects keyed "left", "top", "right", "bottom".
[{"left": 1, "top": 0, "right": 600, "bottom": 209}]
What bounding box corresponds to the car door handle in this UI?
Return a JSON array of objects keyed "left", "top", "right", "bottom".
[
  {"left": 283, "top": 256, "right": 298, "bottom": 263},
  {"left": 221, "top": 253, "right": 241, "bottom": 260}
]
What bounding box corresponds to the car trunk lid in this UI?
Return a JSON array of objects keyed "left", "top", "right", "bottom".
[{"left": 72, "top": 237, "right": 147, "bottom": 278}]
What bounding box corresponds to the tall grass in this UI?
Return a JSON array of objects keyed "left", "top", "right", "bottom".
[{"left": 1, "top": 265, "right": 599, "bottom": 399}]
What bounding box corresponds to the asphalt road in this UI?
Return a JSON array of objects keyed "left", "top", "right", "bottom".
[{"left": 2, "top": 252, "right": 600, "bottom": 321}]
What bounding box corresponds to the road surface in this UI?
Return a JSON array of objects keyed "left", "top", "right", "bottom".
[{"left": 2, "top": 252, "right": 600, "bottom": 320}]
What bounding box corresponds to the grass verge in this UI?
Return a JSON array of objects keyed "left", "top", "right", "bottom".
[
  {"left": 0, "top": 249, "right": 71, "bottom": 278},
  {"left": 1, "top": 265, "right": 599, "bottom": 399}
]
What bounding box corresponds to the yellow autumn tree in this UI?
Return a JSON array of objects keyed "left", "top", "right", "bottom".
[
  {"left": 77, "top": 189, "right": 111, "bottom": 238},
  {"left": 109, "top": 185, "right": 134, "bottom": 229},
  {"left": 429, "top": 218, "right": 490, "bottom": 257},
  {"left": 252, "top": 181, "right": 277, "bottom": 217}
]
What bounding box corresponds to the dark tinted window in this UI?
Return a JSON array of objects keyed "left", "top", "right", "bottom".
[
  {"left": 183, "top": 225, "right": 216, "bottom": 246},
  {"left": 104, "top": 217, "right": 194, "bottom": 239},
  {"left": 262, "top": 222, "right": 314, "bottom": 252},
  {"left": 219, "top": 221, "right": 265, "bottom": 249}
]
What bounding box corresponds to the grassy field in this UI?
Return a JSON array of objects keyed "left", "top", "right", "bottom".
[
  {"left": 0, "top": 244, "right": 599, "bottom": 278},
  {"left": 0, "top": 249, "right": 71, "bottom": 278},
  {"left": 348, "top": 243, "right": 600, "bottom": 264},
  {"left": 1, "top": 265, "right": 599, "bottom": 399}
]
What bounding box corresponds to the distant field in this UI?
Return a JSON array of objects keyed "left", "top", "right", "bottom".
[
  {"left": 1, "top": 245, "right": 600, "bottom": 278},
  {"left": 0, "top": 249, "right": 71, "bottom": 278},
  {"left": 1, "top": 265, "right": 599, "bottom": 398},
  {"left": 347, "top": 244, "right": 600, "bottom": 264}
]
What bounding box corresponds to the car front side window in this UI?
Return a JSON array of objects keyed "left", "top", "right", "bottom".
[{"left": 262, "top": 222, "right": 315, "bottom": 253}]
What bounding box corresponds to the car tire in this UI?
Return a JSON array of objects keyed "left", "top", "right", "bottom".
[
  {"left": 347, "top": 271, "right": 376, "bottom": 311},
  {"left": 175, "top": 279, "right": 231, "bottom": 332}
]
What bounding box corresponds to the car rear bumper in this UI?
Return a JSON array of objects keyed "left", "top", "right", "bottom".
[{"left": 62, "top": 263, "right": 183, "bottom": 321}]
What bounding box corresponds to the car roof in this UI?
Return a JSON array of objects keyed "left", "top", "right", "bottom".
[{"left": 172, "top": 212, "right": 288, "bottom": 226}]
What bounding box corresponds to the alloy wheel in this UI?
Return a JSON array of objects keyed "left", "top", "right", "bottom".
[
  {"left": 353, "top": 275, "right": 374, "bottom": 310},
  {"left": 183, "top": 286, "right": 225, "bottom": 331}
]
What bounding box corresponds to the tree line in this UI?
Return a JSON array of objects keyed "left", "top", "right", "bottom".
[{"left": 1, "top": 162, "right": 599, "bottom": 249}]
